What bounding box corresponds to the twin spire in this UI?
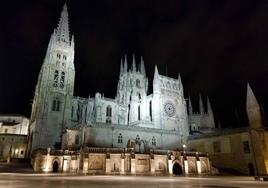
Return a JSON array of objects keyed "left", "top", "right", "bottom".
[{"left": 120, "top": 54, "right": 146, "bottom": 75}]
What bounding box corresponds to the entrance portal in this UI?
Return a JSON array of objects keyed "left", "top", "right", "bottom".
[
  {"left": 52, "top": 161, "right": 59, "bottom": 172},
  {"left": 173, "top": 162, "right": 183, "bottom": 175},
  {"left": 248, "top": 163, "right": 255, "bottom": 176}
]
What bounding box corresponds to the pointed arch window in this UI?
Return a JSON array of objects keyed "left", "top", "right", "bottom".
[
  {"left": 136, "top": 79, "right": 140, "bottom": 87},
  {"left": 71, "top": 106, "right": 74, "bottom": 118},
  {"left": 56, "top": 61, "right": 60, "bottom": 66},
  {"left": 149, "top": 101, "right": 152, "bottom": 121},
  {"left": 53, "top": 70, "right": 59, "bottom": 87},
  {"left": 60, "top": 72, "right": 65, "bottom": 88},
  {"left": 138, "top": 105, "right": 141, "bottom": 120},
  {"left": 118, "top": 133, "right": 123, "bottom": 144},
  {"left": 57, "top": 54, "right": 61, "bottom": 59},
  {"left": 106, "top": 106, "right": 112, "bottom": 117},
  {"left": 75, "top": 135, "right": 79, "bottom": 145},
  {"left": 136, "top": 135, "right": 140, "bottom": 142},
  {"left": 152, "top": 136, "right": 156, "bottom": 146},
  {"left": 52, "top": 98, "right": 60, "bottom": 111}
]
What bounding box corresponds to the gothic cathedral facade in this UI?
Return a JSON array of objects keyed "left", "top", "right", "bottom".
[{"left": 28, "top": 4, "right": 215, "bottom": 154}]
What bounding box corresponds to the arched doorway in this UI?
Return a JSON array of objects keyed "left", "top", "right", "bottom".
[
  {"left": 173, "top": 162, "right": 183, "bottom": 175},
  {"left": 248, "top": 163, "right": 255, "bottom": 176},
  {"left": 52, "top": 161, "right": 59, "bottom": 173}
]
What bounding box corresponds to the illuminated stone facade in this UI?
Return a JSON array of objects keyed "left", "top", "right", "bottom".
[
  {"left": 28, "top": 4, "right": 215, "bottom": 175},
  {"left": 188, "top": 84, "right": 268, "bottom": 176},
  {"left": 31, "top": 148, "right": 212, "bottom": 175},
  {"left": 0, "top": 115, "right": 29, "bottom": 161},
  {"left": 28, "top": 4, "right": 215, "bottom": 153},
  {"left": 188, "top": 95, "right": 215, "bottom": 133}
]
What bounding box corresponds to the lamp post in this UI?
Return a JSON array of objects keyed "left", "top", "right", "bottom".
[{"left": 183, "top": 144, "right": 187, "bottom": 151}]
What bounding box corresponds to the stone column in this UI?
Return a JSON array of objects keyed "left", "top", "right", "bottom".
[
  {"left": 83, "top": 157, "right": 88, "bottom": 174},
  {"left": 105, "top": 158, "right": 111, "bottom": 174},
  {"left": 150, "top": 159, "right": 155, "bottom": 174},
  {"left": 184, "top": 160, "right": 189, "bottom": 175},
  {"left": 63, "top": 158, "right": 68, "bottom": 172},
  {"left": 168, "top": 160, "right": 173, "bottom": 174},
  {"left": 131, "top": 158, "right": 136, "bottom": 174},
  {"left": 196, "top": 160, "right": 201, "bottom": 174},
  {"left": 207, "top": 159, "right": 211, "bottom": 173},
  {"left": 120, "top": 158, "right": 125, "bottom": 174}
]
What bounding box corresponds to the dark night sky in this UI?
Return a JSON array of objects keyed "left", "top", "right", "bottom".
[{"left": 0, "top": 0, "right": 267, "bottom": 127}]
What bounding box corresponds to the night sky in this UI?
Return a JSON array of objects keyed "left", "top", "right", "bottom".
[{"left": 0, "top": 0, "right": 267, "bottom": 127}]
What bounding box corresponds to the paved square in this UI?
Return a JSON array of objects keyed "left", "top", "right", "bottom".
[{"left": 0, "top": 174, "right": 267, "bottom": 188}]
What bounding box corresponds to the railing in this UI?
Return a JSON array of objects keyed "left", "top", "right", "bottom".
[
  {"left": 33, "top": 147, "right": 208, "bottom": 158},
  {"left": 85, "top": 147, "right": 134, "bottom": 154}
]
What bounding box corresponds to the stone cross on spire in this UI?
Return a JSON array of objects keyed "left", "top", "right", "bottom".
[{"left": 56, "top": 3, "right": 70, "bottom": 45}]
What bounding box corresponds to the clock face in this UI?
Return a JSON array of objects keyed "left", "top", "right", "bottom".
[{"left": 164, "top": 102, "right": 176, "bottom": 117}]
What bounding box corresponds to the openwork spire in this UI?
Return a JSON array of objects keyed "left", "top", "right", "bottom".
[
  {"left": 56, "top": 3, "right": 70, "bottom": 45},
  {"left": 199, "top": 94, "right": 204, "bottom": 114},
  {"left": 140, "top": 56, "right": 146, "bottom": 75},
  {"left": 188, "top": 96, "right": 193, "bottom": 115},
  {"left": 132, "top": 54, "right": 136, "bottom": 72}
]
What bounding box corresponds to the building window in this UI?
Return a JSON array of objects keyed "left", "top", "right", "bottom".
[
  {"left": 52, "top": 98, "right": 60, "bottom": 111},
  {"left": 4, "top": 129, "right": 8, "bottom": 133},
  {"left": 53, "top": 70, "right": 59, "bottom": 87},
  {"left": 106, "top": 119, "right": 111, "bottom": 124},
  {"left": 152, "top": 136, "right": 156, "bottom": 146},
  {"left": 213, "top": 141, "right": 221, "bottom": 153},
  {"left": 75, "top": 135, "right": 79, "bottom": 145},
  {"left": 63, "top": 55, "right": 67, "bottom": 60},
  {"left": 60, "top": 72, "right": 65, "bottom": 88},
  {"left": 2, "top": 137, "right": 5, "bottom": 141},
  {"left": 71, "top": 106, "right": 74, "bottom": 118},
  {"left": 149, "top": 101, "right": 152, "bottom": 121},
  {"left": 57, "top": 53, "right": 61, "bottom": 59},
  {"left": 138, "top": 105, "right": 140, "bottom": 120},
  {"left": 136, "top": 79, "right": 140, "bottom": 87},
  {"left": 20, "top": 150, "right": 24, "bottom": 155},
  {"left": 56, "top": 61, "right": 60, "bottom": 66},
  {"left": 106, "top": 106, "right": 112, "bottom": 117},
  {"left": 243, "top": 141, "right": 250, "bottom": 154},
  {"left": 118, "top": 133, "right": 123, "bottom": 144},
  {"left": 136, "top": 135, "right": 140, "bottom": 142}
]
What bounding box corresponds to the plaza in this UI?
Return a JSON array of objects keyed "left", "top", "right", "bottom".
[{"left": 0, "top": 174, "right": 267, "bottom": 188}]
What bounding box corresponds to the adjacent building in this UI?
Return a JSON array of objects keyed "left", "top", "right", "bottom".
[
  {"left": 0, "top": 115, "right": 29, "bottom": 161},
  {"left": 188, "top": 84, "right": 268, "bottom": 176}
]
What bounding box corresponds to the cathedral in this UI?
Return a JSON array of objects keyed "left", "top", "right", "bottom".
[
  {"left": 28, "top": 4, "right": 215, "bottom": 175},
  {"left": 28, "top": 4, "right": 215, "bottom": 153}
]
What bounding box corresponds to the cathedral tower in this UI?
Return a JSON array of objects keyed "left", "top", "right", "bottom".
[
  {"left": 29, "top": 4, "right": 75, "bottom": 152},
  {"left": 116, "top": 55, "right": 148, "bottom": 124},
  {"left": 152, "top": 67, "right": 188, "bottom": 141}
]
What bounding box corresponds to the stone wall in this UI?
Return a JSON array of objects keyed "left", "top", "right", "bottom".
[
  {"left": 0, "top": 134, "right": 28, "bottom": 161},
  {"left": 188, "top": 131, "right": 256, "bottom": 174},
  {"left": 31, "top": 148, "right": 212, "bottom": 176}
]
